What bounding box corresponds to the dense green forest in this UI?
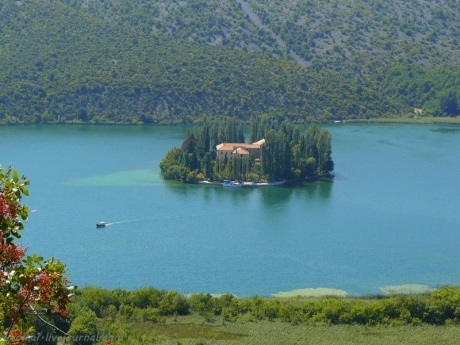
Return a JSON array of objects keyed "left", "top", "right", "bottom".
[
  {"left": 23, "top": 285, "right": 460, "bottom": 344},
  {"left": 160, "top": 119, "right": 333, "bottom": 183},
  {"left": 0, "top": 0, "right": 459, "bottom": 125}
]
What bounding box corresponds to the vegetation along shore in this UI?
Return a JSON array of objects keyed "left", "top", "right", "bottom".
[{"left": 59, "top": 285, "right": 460, "bottom": 345}]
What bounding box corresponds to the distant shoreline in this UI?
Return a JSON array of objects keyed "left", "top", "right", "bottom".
[
  {"left": 342, "top": 116, "right": 460, "bottom": 125},
  {"left": 1, "top": 116, "right": 459, "bottom": 127}
]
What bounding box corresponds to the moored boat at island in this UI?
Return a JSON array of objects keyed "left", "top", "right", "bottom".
[{"left": 222, "top": 180, "right": 243, "bottom": 188}]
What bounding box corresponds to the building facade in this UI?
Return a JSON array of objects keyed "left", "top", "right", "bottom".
[{"left": 216, "top": 139, "right": 265, "bottom": 162}]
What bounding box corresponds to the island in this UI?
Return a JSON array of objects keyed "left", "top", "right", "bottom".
[{"left": 160, "top": 117, "right": 334, "bottom": 185}]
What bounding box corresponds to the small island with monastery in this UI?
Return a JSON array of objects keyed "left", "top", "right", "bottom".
[{"left": 160, "top": 117, "right": 334, "bottom": 186}]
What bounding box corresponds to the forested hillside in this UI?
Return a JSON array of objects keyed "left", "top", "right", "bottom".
[
  {"left": 66, "top": 0, "right": 460, "bottom": 70},
  {"left": 0, "top": 0, "right": 317, "bottom": 124},
  {"left": 0, "top": 0, "right": 458, "bottom": 124}
]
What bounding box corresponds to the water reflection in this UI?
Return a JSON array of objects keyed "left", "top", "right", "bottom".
[
  {"left": 430, "top": 126, "right": 460, "bottom": 134},
  {"left": 259, "top": 185, "right": 292, "bottom": 208},
  {"left": 162, "top": 179, "right": 195, "bottom": 197},
  {"left": 164, "top": 178, "right": 334, "bottom": 204},
  {"left": 302, "top": 178, "right": 334, "bottom": 200}
]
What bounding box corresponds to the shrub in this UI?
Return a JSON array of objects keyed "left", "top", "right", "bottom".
[{"left": 159, "top": 291, "right": 189, "bottom": 315}]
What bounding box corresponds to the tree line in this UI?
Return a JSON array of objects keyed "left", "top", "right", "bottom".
[
  {"left": 160, "top": 117, "right": 334, "bottom": 183},
  {"left": 54, "top": 285, "right": 460, "bottom": 345},
  {"left": 13, "top": 283, "right": 460, "bottom": 344}
]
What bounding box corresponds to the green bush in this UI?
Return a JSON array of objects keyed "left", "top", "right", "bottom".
[
  {"left": 68, "top": 286, "right": 460, "bottom": 330},
  {"left": 68, "top": 308, "right": 98, "bottom": 345},
  {"left": 159, "top": 291, "right": 189, "bottom": 316}
]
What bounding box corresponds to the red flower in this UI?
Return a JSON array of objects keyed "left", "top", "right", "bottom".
[{"left": 0, "top": 234, "right": 26, "bottom": 267}]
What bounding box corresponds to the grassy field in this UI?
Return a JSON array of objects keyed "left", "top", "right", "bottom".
[{"left": 127, "top": 316, "right": 460, "bottom": 345}]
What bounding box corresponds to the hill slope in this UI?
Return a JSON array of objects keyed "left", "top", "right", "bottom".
[
  {"left": 0, "top": 0, "right": 458, "bottom": 124},
  {"left": 0, "top": 1, "right": 318, "bottom": 123},
  {"left": 63, "top": 0, "right": 460, "bottom": 70}
]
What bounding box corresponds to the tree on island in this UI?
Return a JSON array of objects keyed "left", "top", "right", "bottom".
[
  {"left": 0, "top": 166, "right": 72, "bottom": 344},
  {"left": 160, "top": 117, "right": 334, "bottom": 183}
]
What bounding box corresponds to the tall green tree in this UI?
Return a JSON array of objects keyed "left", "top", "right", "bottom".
[
  {"left": 316, "top": 130, "right": 334, "bottom": 175},
  {"left": 305, "top": 124, "right": 319, "bottom": 161},
  {"left": 202, "top": 152, "right": 214, "bottom": 179},
  {"left": 440, "top": 92, "right": 459, "bottom": 117},
  {"left": 67, "top": 308, "right": 98, "bottom": 345}
]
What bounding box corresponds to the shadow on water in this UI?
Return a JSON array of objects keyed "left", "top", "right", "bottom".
[
  {"left": 165, "top": 180, "right": 258, "bottom": 202},
  {"left": 430, "top": 127, "right": 460, "bottom": 133},
  {"left": 258, "top": 185, "right": 293, "bottom": 208},
  {"left": 240, "top": 177, "right": 334, "bottom": 208},
  {"left": 279, "top": 177, "right": 334, "bottom": 202},
  {"left": 302, "top": 178, "right": 334, "bottom": 200},
  {"left": 164, "top": 177, "right": 334, "bottom": 205},
  {"left": 162, "top": 179, "right": 200, "bottom": 197}
]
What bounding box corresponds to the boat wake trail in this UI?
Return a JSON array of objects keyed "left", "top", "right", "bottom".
[{"left": 105, "top": 220, "right": 127, "bottom": 227}]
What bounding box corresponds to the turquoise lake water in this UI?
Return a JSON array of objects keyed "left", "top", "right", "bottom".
[{"left": 1, "top": 124, "right": 459, "bottom": 296}]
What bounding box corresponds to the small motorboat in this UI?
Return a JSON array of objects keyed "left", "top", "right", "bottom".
[{"left": 96, "top": 221, "right": 107, "bottom": 228}]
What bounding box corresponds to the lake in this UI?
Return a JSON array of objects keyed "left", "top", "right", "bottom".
[{"left": 1, "top": 123, "right": 459, "bottom": 296}]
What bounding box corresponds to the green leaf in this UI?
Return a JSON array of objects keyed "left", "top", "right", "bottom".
[
  {"left": 19, "top": 184, "right": 29, "bottom": 196},
  {"left": 13, "top": 170, "right": 19, "bottom": 182}
]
